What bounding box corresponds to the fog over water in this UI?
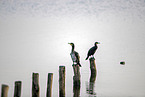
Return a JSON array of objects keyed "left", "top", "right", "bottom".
[{"left": 0, "top": 0, "right": 145, "bottom": 97}]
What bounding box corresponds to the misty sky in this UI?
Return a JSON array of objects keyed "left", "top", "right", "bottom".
[{"left": 0, "top": 0, "right": 145, "bottom": 97}]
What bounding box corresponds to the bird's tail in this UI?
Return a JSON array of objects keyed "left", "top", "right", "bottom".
[{"left": 85, "top": 56, "right": 89, "bottom": 60}]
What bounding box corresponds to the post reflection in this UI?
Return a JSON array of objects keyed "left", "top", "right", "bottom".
[{"left": 86, "top": 81, "right": 96, "bottom": 95}]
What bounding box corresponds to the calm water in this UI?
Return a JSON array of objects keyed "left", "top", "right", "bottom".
[
  {"left": 0, "top": 20, "right": 145, "bottom": 96},
  {"left": 1, "top": 57, "right": 145, "bottom": 97}
]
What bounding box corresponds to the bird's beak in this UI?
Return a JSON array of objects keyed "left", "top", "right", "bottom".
[
  {"left": 68, "top": 43, "right": 71, "bottom": 45},
  {"left": 96, "top": 42, "right": 100, "bottom": 44}
]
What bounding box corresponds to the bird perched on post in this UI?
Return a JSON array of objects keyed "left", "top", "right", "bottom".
[
  {"left": 68, "top": 43, "right": 81, "bottom": 67},
  {"left": 86, "top": 42, "right": 100, "bottom": 60}
]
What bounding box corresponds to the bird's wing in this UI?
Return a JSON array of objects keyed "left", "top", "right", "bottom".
[
  {"left": 88, "top": 46, "right": 97, "bottom": 55},
  {"left": 74, "top": 51, "right": 80, "bottom": 62}
]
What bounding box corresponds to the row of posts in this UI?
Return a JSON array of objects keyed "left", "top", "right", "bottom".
[{"left": 1, "top": 57, "right": 97, "bottom": 97}]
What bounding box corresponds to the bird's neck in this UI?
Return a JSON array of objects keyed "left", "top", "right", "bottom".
[
  {"left": 95, "top": 44, "right": 97, "bottom": 48},
  {"left": 71, "top": 45, "right": 74, "bottom": 52}
]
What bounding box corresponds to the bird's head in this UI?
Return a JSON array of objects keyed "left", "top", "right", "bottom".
[
  {"left": 68, "top": 43, "right": 74, "bottom": 46},
  {"left": 95, "top": 42, "right": 100, "bottom": 45}
]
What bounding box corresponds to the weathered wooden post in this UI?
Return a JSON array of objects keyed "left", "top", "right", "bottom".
[
  {"left": 14, "top": 81, "right": 22, "bottom": 97},
  {"left": 1, "top": 84, "right": 9, "bottom": 97},
  {"left": 46, "top": 73, "right": 53, "bottom": 97},
  {"left": 73, "top": 84, "right": 80, "bottom": 97},
  {"left": 89, "top": 57, "right": 97, "bottom": 82},
  {"left": 86, "top": 57, "right": 97, "bottom": 95},
  {"left": 32, "top": 73, "right": 40, "bottom": 97},
  {"left": 59, "top": 66, "right": 65, "bottom": 97},
  {"left": 72, "top": 65, "right": 81, "bottom": 87}
]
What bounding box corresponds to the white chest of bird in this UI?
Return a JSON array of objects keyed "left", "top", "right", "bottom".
[{"left": 70, "top": 52, "right": 77, "bottom": 63}]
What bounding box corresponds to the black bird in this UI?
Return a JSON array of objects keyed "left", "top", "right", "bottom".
[
  {"left": 68, "top": 43, "right": 81, "bottom": 67},
  {"left": 86, "top": 42, "right": 100, "bottom": 60}
]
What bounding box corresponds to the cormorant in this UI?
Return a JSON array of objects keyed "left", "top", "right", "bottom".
[
  {"left": 86, "top": 42, "right": 100, "bottom": 60},
  {"left": 68, "top": 43, "right": 81, "bottom": 67}
]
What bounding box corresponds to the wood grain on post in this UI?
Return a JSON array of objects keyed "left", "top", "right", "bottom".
[
  {"left": 73, "top": 84, "right": 80, "bottom": 97},
  {"left": 14, "top": 81, "right": 22, "bottom": 97},
  {"left": 89, "top": 57, "right": 97, "bottom": 82},
  {"left": 1, "top": 84, "right": 9, "bottom": 97},
  {"left": 32, "top": 73, "right": 40, "bottom": 97},
  {"left": 72, "top": 65, "right": 80, "bottom": 87},
  {"left": 46, "top": 73, "right": 53, "bottom": 97},
  {"left": 59, "top": 66, "right": 65, "bottom": 97}
]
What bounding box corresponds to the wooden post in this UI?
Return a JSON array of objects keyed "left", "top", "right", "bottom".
[
  {"left": 14, "top": 81, "right": 22, "bottom": 97},
  {"left": 73, "top": 84, "right": 80, "bottom": 97},
  {"left": 86, "top": 57, "right": 97, "bottom": 95},
  {"left": 46, "top": 73, "right": 53, "bottom": 97},
  {"left": 1, "top": 84, "right": 9, "bottom": 97},
  {"left": 89, "top": 57, "right": 97, "bottom": 82},
  {"left": 59, "top": 66, "right": 65, "bottom": 97},
  {"left": 32, "top": 73, "right": 40, "bottom": 97},
  {"left": 72, "top": 65, "right": 80, "bottom": 87}
]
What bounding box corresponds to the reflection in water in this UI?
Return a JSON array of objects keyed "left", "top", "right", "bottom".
[{"left": 86, "top": 81, "right": 96, "bottom": 95}]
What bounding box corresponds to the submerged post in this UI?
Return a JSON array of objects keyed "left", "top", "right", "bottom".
[
  {"left": 1, "top": 84, "right": 9, "bottom": 97},
  {"left": 46, "top": 73, "right": 53, "bottom": 97},
  {"left": 32, "top": 73, "right": 40, "bottom": 97},
  {"left": 59, "top": 66, "right": 65, "bottom": 97},
  {"left": 14, "top": 81, "right": 22, "bottom": 97},
  {"left": 89, "top": 57, "right": 97, "bottom": 82},
  {"left": 72, "top": 65, "right": 81, "bottom": 87}
]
